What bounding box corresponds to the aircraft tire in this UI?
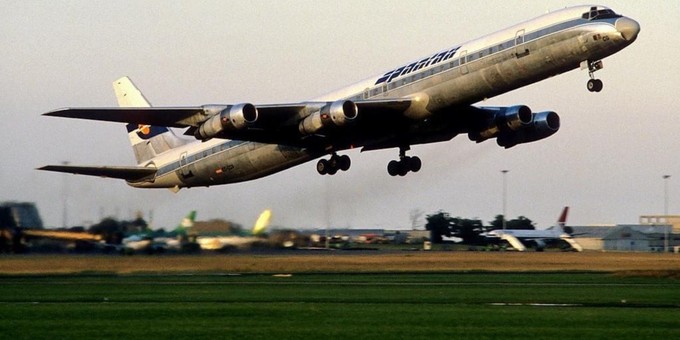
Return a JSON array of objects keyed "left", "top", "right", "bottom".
[
  {"left": 338, "top": 155, "right": 351, "bottom": 171},
  {"left": 387, "top": 160, "right": 400, "bottom": 176},
  {"left": 587, "top": 79, "right": 603, "bottom": 92},
  {"left": 409, "top": 156, "right": 422, "bottom": 172},
  {"left": 317, "top": 159, "right": 329, "bottom": 175}
]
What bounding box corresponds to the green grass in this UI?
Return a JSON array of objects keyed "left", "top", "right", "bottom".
[{"left": 0, "top": 273, "right": 679, "bottom": 339}]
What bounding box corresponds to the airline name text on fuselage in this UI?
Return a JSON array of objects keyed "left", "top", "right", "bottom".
[{"left": 375, "top": 46, "right": 461, "bottom": 85}]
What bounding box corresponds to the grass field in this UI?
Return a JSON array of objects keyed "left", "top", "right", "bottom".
[
  {"left": 0, "top": 272, "right": 679, "bottom": 338},
  {"left": 1, "top": 251, "right": 679, "bottom": 274},
  {"left": 0, "top": 252, "right": 679, "bottom": 339}
]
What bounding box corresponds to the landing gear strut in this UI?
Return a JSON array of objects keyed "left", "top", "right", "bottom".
[
  {"left": 387, "top": 146, "right": 421, "bottom": 176},
  {"left": 317, "top": 153, "right": 350, "bottom": 175},
  {"left": 586, "top": 60, "right": 604, "bottom": 92}
]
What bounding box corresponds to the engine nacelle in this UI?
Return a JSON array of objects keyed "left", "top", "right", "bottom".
[
  {"left": 469, "top": 105, "right": 533, "bottom": 142},
  {"left": 195, "top": 103, "right": 258, "bottom": 140},
  {"left": 299, "top": 100, "right": 358, "bottom": 135},
  {"left": 496, "top": 111, "right": 560, "bottom": 148}
]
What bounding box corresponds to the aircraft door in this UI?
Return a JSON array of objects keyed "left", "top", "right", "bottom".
[
  {"left": 515, "top": 29, "right": 529, "bottom": 57},
  {"left": 459, "top": 50, "right": 468, "bottom": 74},
  {"left": 179, "top": 152, "right": 193, "bottom": 178}
]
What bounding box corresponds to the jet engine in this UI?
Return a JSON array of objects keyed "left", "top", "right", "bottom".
[
  {"left": 468, "top": 105, "right": 533, "bottom": 142},
  {"left": 468, "top": 106, "right": 560, "bottom": 148},
  {"left": 496, "top": 111, "right": 560, "bottom": 148},
  {"left": 195, "top": 103, "right": 258, "bottom": 140},
  {"left": 299, "top": 100, "right": 358, "bottom": 135}
]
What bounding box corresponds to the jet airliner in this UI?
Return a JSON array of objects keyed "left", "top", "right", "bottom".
[
  {"left": 40, "top": 5, "right": 639, "bottom": 191},
  {"left": 486, "top": 207, "right": 583, "bottom": 252}
]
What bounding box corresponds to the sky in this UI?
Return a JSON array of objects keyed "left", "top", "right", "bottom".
[{"left": 1, "top": 0, "right": 679, "bottom": 231}]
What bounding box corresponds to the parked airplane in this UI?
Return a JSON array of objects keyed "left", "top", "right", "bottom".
[
  {"left": 39, "top": 5, "right": 639, "bottom": 191},
  {"left": 121, "top": 210, "right": 197, "bottom": 253},
  {"left": 486, "top": 207, "right": 583, "bottom": 251},
  {"left": 196, "top": 209, "right": 272, "bottom": 251}
]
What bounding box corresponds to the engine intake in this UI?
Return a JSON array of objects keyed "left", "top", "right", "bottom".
[
  {"left": 195, "top": 103, "right": 258, "bottom": 140},
  {"left": 299, "top": 100, "right": 358, "bottom": 135},
  {"left": 497, "top": 111, "right": 560, "bottom": 148}
]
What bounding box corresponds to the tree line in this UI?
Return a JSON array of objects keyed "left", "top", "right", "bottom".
[{"left": 425, "top": 211, "right": 535, "bottom": 244}]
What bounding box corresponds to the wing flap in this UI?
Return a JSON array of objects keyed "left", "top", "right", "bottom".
[
  {"left": 355, "top": 98, "right": 413, "bottom": 112},
  {"left": 38, "top": 165, "right": 157, "bottom": 181}
]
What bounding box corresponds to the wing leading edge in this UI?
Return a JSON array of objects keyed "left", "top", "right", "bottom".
[{"left": 37, "top": 165, "right": 157, "bottom": 182}]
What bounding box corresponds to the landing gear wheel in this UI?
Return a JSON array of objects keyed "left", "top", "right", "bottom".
[
  {"left": 316, "top": 159, "right": 329, "bottom": 175},
  {"left": 316, "top": 154, "right": 351, "bottom": 176},
  {"left": 587, "top": 79, "right": 603, "bottom": 92},
  {"left": 387, "top": 153, "right": 422, "bottom": 177},
  {"left": 338, "top": 155, "right": 351, "bottom": 171},
  {"left": 408, "top": 156, "right": 422, "bottom": 173},
  {"left": 387, "top": 160, "right": 400, "bottom": 176}
]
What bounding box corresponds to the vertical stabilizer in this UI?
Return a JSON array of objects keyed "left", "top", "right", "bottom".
[
  {"left": 547, "top": 206, "right": 569, "bottom": 234},
  {"left": 252, "top": 209, "right": 272, "bottom": 236},
  {"left": 175, "top": 210, "right": 197, "bottom": 235},
  {"left": 113, "top": 77, "right": 188, "bottom": 163},
  {"left": 113, "top": 76, "right": 152, "bottom": 108}
]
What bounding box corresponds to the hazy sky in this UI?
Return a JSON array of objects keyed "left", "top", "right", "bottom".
[{"left": 2, "top": 1, "right": 678, "bottom": 231}]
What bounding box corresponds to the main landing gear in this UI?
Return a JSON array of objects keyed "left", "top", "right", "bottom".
[
  {"left": 316, "top": 153, "right": 350, "bottom": 175},
  {"left": 586, "top": 60, "right": 604, "bottom": 92},
  {"left": 387, "top": 146, "right": 421, "bottom": 177},
  {"left": 316, "top": 147, "right": 422, "bottom": 177}
]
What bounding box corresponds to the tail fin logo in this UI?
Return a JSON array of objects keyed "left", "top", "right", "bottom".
[
  {"left": 138, "top": 124, "right": 151, "bottom": 135},
  {"left": 126, "top": 123, "right": 168, "bottom": 140}
]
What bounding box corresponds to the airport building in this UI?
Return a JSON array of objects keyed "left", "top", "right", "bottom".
[
  {"left": 571, "top": 223, "right": 679, "bottom": 252},
  {"left": 639, "top": 215, "right": 680, "bottom": 233},
  {"left": 0, "top": 202, "right": 43, "bottom": 229}
]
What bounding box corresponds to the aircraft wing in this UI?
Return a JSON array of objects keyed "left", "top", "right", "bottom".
[
  {"left": 44, "top": 107, "right": 204, "bottom": 128},
  {"left": 37, "top": 165, "right": 157, "bottom": 181},
  {"left": 44, "top": 98, "right": 423, "bottom": 150}
]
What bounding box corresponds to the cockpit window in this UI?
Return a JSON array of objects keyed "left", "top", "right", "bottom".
[{"left": 582, "top": 7, "right": 621, "bottom": 20}]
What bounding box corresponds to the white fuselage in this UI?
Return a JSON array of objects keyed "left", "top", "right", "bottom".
[{"left": 130, "top": 5, "right": 638, "bottom": 189}]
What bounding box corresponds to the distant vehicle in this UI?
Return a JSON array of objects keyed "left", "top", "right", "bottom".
[
  {"left": 40, "top": 5, "right": 639, "bottom": 189},
  {"left": 356, "top": 233, "right": 385, "bottom": 244},
  {"left": 485, "top": 207, "right": 583, "bottom": 252}
]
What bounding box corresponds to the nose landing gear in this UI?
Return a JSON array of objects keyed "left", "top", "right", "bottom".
[{"left": 585, "top": 60, "right": 604, "bottom": 92}]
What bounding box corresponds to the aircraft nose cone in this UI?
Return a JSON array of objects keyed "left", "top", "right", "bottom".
[{"left": 615, "top": 17, "right": 640, "bottom": 42}]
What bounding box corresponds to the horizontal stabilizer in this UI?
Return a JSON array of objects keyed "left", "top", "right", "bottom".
[
  {"left": 38, "top": 165, "right": 157, "bottom": 181},
  {"left": 43, "top": 107, "right": 202, "bottom": 128}
]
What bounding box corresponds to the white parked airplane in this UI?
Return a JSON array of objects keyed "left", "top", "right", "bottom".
[
  {"left": 196, "top": 209, "right": 271, "bottom": 251},
  {"left": 39, "top": 5, "right": 639, "bottom": 191},
  {"left": 486, "top": 207, "right": 583, "bottom": 251}
]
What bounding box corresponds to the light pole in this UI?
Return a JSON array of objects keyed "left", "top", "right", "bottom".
[
  {"left": 502, "top": 170, "right": 509, "bottom": 230},
  {"left": 62, "top": 161, "right": 69, "bottom": 229},
  {"left": 663, "top": 175, "right": 671, "bottom": 252}
]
